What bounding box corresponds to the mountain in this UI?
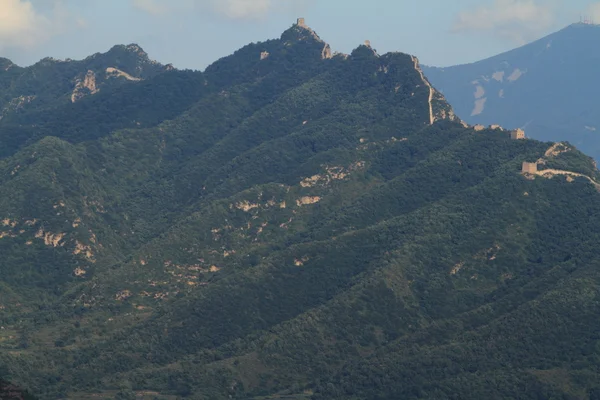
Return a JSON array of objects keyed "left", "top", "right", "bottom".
[
  {"left": 0, "top": 43, "right": 170, "bottom": 109},
  {"left": 424, "top": 23, "right": 600, "bottom": 161},
  {"left": 2, "top": 19, "right": 600, "bottom": 399}
]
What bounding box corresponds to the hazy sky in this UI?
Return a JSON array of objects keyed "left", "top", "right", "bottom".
[{"left": 1, "top": 0, "right": 599, "bottom": 69}]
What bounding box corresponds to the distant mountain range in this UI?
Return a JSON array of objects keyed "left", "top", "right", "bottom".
[
  {"left": 3, "top": 19, "right": 600, "bottom": 399},
  {"left": 424, "top": 23, "right": 600, "bottom": 161}
]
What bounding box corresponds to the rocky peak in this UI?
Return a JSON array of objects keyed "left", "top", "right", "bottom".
[
  {"left": 350, "top": 43, "right": 379, "bottom": 59},
  {"left": 282, "top": 18, "right": 326, "bottom": 45},
  {"left": 34, "top": 57, "right": 70, "bottom": 67},
  {"left": 125, "top": 43, "right": 148, "bottom": 57},
  {"left": 106, "top": 43, "right": 155, "bottom": 65},
  {"left": 82, "top": 43, "right": 167, "bottom": 80},
  {"left": 0, "top": 58, "right": 16, "bottom": 72}
]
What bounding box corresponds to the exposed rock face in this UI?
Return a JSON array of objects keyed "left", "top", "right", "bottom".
[
  {"left": 296, "top": 196, "right": 321, "bottom": 206},
  {"left": 35, "top": 228, "right": 65, "bottom": 247},
  {"left": 0, "top": 95, "right": 36, "bottom": 121},
  {"left": 321, "top": 44, "right": 332, "bottom": 60},
  {"left": 71, "top": 70, "right": 99, "bottom": 103}
]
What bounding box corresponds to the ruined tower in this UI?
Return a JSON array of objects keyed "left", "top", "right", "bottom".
[
  {"left": 297, "top": 18, "right": 306, "bottom": 28},
  {"left": 321, "top": 44, "right": 332, "bottom": 60},
  {"left": 522, "top": 161, "right": 538, "bottom": 174},
  {"left": 510, "top": 128, "right": 525, "bottom": 140}
]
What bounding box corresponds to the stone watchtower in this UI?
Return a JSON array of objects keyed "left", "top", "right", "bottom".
[
  {"left": 522, "top": 161, "right": 538, "bottom": 174},
  {"left": 510, "top": 128, "right": 525, "bottom": 140},
  {"left": 297, "top": 18, "right": 306, "bottom": 28}
]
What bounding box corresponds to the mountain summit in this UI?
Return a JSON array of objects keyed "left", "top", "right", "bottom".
[
  {"left": 0, "top": 42, "right": 170, "bottom": 115},
  {"left": 2, "top": 20, "right": 600, "bottom": 399},
  {"left": 424, "top": 22, "right": 600, "bottom": 160}
]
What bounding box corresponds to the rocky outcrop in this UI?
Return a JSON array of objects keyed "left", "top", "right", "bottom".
[
  {"left": 294, "top": 18, "right": 334, "bottom": 60},
  {"left": 71, "top": 70, "right": 99, "bottom": 103}
]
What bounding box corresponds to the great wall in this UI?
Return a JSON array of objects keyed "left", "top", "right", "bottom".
[{"left": 521, "top": 143, "right": 600, "bottom": 190}]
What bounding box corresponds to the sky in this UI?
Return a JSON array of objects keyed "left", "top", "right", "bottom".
[{"left": 1, "top": 0, "right": 600, "bottom": 69}]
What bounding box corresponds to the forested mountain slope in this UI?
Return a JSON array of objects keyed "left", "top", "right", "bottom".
[
  {"left": 424, "top": 23, "right": 600, "bottom": 161},
  {"left": 1, "top": 20, "right": 600, "bottom": 399},
  {"left": 0, "top": 379, "right": 37, "bottom": 400}
]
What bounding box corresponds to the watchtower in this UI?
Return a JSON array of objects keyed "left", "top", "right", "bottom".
[
  {"left": 511, "top": 128, "right": 525, "bottom": 140},
  {"left": 297, "top": 18, "right": 306, "bottom": 28},
  {"left": 365, "top": 40, "right": 371, "bottom": 47},
  {"left": 522, "top": 162, "right": 537, "bottom": 174}
]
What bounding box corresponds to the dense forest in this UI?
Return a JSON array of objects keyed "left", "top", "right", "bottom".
[{"left": 1, "top": 20, "right": 600, "bottom": 399}]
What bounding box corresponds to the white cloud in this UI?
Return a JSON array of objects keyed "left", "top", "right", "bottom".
[
  {"left": 0, "top": 0, "right": 51, "bottom": 48},
  {"left": 0, "top": 0, "right": 83, "bottom": 50},
  {"left": 452, "top": 0, "right": 556, "bottom": 44},
  {"left": 131, "top": 0, "right": 308, "bottom": 20}
]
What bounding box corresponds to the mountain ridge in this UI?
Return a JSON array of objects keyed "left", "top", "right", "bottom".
[
  {"left": 424, "top": 22, "right": 600, "bottom": 160},
  {"left": 1, "top": 19, "right": 600, "bottom": 399},
  {"left": 426, "top": 22, "right": 596, "bottom": 69}
]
